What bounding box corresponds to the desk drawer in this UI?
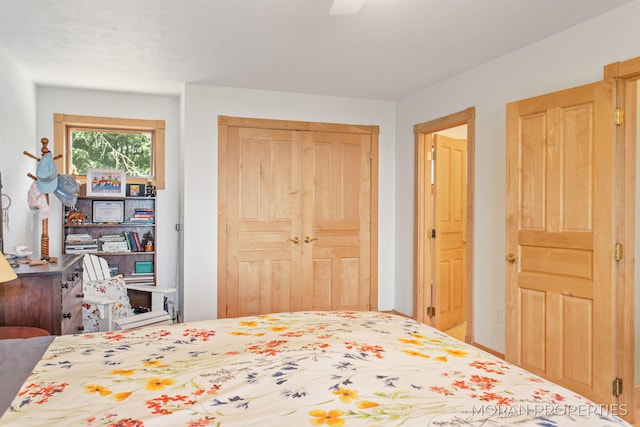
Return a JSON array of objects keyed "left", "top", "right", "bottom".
[{"left": 61, "top": 278, "right": 84, "bottom": 335}]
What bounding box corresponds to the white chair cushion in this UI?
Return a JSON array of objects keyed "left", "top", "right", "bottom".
[{"left": 82, "top": 275, "right": 134, "bottom": 333}]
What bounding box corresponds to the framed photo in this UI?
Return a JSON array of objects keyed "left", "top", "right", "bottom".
[
  {"left": 92, "top": 200, "right": 125, "bottom": 223},
  {"left": 86, "top": 168, "right": 126, "bottom": 197},
  {"left": 126, "top": 183, "right": 145, "bottom": 197}
]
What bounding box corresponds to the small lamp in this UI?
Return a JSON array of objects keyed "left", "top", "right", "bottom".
[{"left": 0, "top": 252, "right": 17, "bottom": 283}]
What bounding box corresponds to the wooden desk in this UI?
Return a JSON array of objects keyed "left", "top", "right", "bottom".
[
  {"left": 0, "top": 326, "right": 50, "bottom": 339},
  {"left": 0, "top": 254, "right": 84, "bottom": 335}
]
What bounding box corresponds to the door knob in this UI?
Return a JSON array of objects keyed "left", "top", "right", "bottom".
[
  {"left": 304, "top": 236, "right": 318, "bottom": 243},
  {"left": 288, "top": 237, "right": 300, "bottom": 244},
  {"left": 505, "top": 253, "right": 518, "bottom": 263}
]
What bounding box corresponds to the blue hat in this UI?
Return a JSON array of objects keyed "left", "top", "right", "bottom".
[
  {"left": 36, "top": 152, "right": 58, "bottom": 194},
  {"left": 54, "top": 174, "right": 79, "bottom": 207}
]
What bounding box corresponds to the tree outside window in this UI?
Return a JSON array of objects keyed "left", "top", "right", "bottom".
[{"left": 54, "top": 114, "right": 165, "bottom": 189}]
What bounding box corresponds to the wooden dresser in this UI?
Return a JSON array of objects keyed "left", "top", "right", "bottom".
[{"left": 0, "top": 254, "right": 84, "bottom": 335}]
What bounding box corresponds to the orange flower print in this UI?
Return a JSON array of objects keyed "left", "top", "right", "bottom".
[
  {"left": 146, "top": 377, "right": 176, "bottom": 391},
  {"left": 85, "top": 384, "right": 112, "bottom": 396},
  {"left": 445, "top": 348, "right": 468, "bottom": 357},
  {"left": 358, "top": 400, "right": 380, "bottom": 409},
  {"left": 434, "top": 356, "right": 448, "bottom": 362},
  {"left": 309, "top": 409, "right": 345, "bottom": 426},
  {"left": 333, "top": 387, "right": 358, "bottom": 403},
  {"left": 112, "top": 391, "right": 132, "bottom": 401},
  {"left": 239, "top": 320, "right": 258, "bottom": 327},
  {"left": 270, "top": 325, "right": 289, "bottom": 332},
  {"left": 401, "top": 349, "right": 430, "bottom": 358},
  {"left": 111, "top": 369, "right": 135, "bottom": 376},
  {"left": 230, "top": 331, "right": 251, "bottom": 336},
  {"left": 397, "top": 338, "right": 422, "bottom": 345},
  {"left": 143, "top": 359, "right": 169, "bottom": 368}
]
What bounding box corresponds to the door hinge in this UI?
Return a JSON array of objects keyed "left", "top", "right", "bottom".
[
  {"left": 612, "top": 377, "right": 623, "bottom": 397},
  {"left": 429, "top": 229, "right": 436, "bottom": 239},
  {"left": 614, "top": 243, "right": 624, "bottom": 261},
  {"left": 426, "top": 306, "right": 436, "bottom": 317},
  {"left": 614, "top": 108, "right": 625, "bottom": 126}
]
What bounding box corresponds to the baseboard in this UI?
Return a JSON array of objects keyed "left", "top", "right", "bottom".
[
  {"left": 471, "top": 340, "right": 505, "bottom": 359},
  {"left": 381, "top": 309, "right": 412, "bottom": 318}
]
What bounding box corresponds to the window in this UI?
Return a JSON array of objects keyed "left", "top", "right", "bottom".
[{"left": 54, "top": 114, "right": 165, "bottom": 189}]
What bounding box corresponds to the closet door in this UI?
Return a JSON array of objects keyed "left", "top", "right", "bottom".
[
  {"left": 301, "top": 131, "right": 372, "bottom": 310},
  {"left": 219, "top": 116, "right": 378, "bottom": 318},
  {"left": 223, "top": 127, "right": 303, "bottom": 317}
]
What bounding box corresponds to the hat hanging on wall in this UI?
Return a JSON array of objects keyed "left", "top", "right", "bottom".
[
  {"left": 53, "top": 174, "right": 79, "bottom": 207},
  {"left": 36, "top": 152, "right": 58, "bottom": 194}
]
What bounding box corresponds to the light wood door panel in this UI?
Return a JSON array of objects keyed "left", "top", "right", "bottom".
[
  {"left": 506, "top": 81, "right": 616, "bottom": 404},
  {"left": 226, "top": 127, "right": 303, "bottom": 317},
  {"left": 301, "top": 131, "right": 372, "bottom": 311},
  {"left": 434, "top": 135, "right": 467, "bottom": 331}
]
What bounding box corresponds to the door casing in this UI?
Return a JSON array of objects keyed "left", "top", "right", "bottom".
[{"left": 414, "top": 107, "right": 475, "bottom": 343}]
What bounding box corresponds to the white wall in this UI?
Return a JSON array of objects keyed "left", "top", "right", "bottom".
[
  {"left": 0, "top": 47, "right": 37, "bottom": 254},
  {"left": 395, "top": 0, "right": 640, "bottom": 352},
  {"left": 36, "top": 87, "right": 181, "bottom": 306},
  {"left": 181, "top": 85, "right": 396, "bottom": 321}
]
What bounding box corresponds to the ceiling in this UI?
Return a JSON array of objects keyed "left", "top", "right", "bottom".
[{"left": 0, "top": 0, "right": 634, "bottom": 100}]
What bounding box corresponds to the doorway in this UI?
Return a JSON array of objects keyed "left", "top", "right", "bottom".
[{"left": 414, "top": 108, "right": 475, "bottom": 344}]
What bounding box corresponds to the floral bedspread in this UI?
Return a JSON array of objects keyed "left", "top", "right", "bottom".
[{"left": 0, "top": 311, "right": 630, "bottom": 426}]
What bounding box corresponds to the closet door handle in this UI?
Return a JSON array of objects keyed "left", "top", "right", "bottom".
[
  {"left": 288, "top": 237, "right": 300, "bottom": 244},
  {"left": 304, "top": 236, "right": 318, "bottom": 243}
]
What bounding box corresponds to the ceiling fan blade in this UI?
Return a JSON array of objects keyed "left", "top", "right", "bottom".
[{"left": 329, "top": 0, "right": 365, "bottom": 15}]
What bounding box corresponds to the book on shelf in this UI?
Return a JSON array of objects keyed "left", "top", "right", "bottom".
[
  {"left": 132, "top": 232, "right": 143, "bottom": 251},
  {"left": 123, "top": 208, "right": 155, "bottom": 224},
  {"left": 65, "top": 233, "right": 98, "bottom": 253},
  {"left": 123, "top": 231, "right": 144, "bottom": 252},
  {"left": 65, "top": 246, "right": 98, "bottom": 253},
  {"left": 123, "top": 273, "right": 155, "bottom": 286}
]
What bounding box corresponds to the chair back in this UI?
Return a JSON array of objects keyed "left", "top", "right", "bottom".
[{"left": 83, "top": 254, "right": 111, "bottom": 281}]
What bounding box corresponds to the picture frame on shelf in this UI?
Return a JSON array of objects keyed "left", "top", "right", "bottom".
[
  {"left": 126, "top": 183, "right": 145, "bottom": 197},
  {"left": 86, "top": 168, "right": 126, "bottom": 197},
  {"left": 92, "top": 200, "right": 125, "bottom": 223}
]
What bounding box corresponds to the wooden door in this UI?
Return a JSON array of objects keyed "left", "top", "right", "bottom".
[
  {"left": 219, "top": 116, "right": 378, "bottom": 318},
  {"left": 433, "top": 135, "right": 467, "bottom": 330},
  {"left": 223, "top": 127, "right": 303, "bottom": 317},
  {"left": 505, "top": 80, "right": 617, "bottom": 404},
  {"left": 301, "top": 131, "right": 372, "bottom": 310}
]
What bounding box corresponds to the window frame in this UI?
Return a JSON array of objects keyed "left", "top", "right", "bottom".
[{"left": 53, "top": 113, "right": 165, "bottom": 189}]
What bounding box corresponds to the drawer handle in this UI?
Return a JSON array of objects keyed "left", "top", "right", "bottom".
[
  {"left": 77, "top": 293, "right": 85, "bottom": 298},
  {"left": 63, "top": 312, "right": 72, "bottom": 319},
  {"left": 77, "top": 326, "right": 85, "bottom": 332},
  {"left": 61, "top": 283, "right": 69, "bottom": 289}
]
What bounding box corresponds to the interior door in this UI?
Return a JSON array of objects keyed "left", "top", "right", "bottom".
[
  {"left": 433, "top": 135, "right": 467, "bottom": 331},
  {"left": 224, "top": 127, "right": 303, "bottom": 317},
  {"left": 219, "top": 116, "right": 379, "bottom": 318},
  {"left": 505, "top": 80, "right": 617, "bottom": 404},
  {"left": 301, "top": 131, "right": 372, "bottom": 311}
]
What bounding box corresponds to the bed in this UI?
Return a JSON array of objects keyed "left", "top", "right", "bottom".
[{"left": 0, "top": 311, "right": 631, "bottom": 426}]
